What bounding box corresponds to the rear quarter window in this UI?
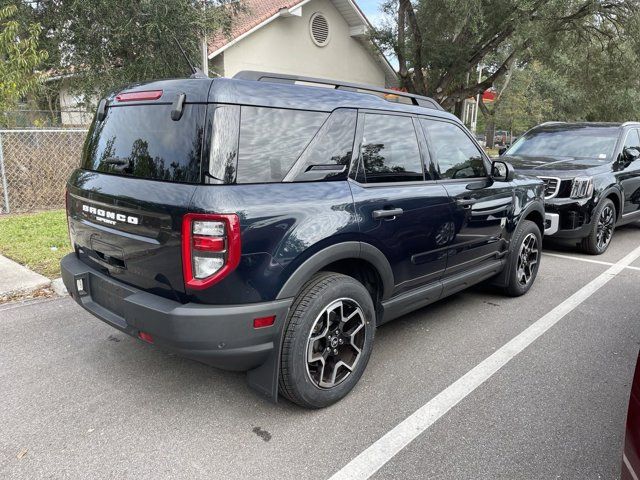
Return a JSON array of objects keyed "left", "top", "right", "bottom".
[
  {"left": 236, "top": 107, "right": 328, "bottom": 183},
  {"left": 82, "top": 104, "right": 205, "bottom": 183}
]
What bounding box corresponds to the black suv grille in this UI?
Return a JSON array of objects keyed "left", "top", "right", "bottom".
[{"left": 539, "top": 177, "right": 561, "bottom": 199}]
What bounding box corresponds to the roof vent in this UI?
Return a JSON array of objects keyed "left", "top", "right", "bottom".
[{"left": 310, "top": 13, "right": 329, "bottom": 47}]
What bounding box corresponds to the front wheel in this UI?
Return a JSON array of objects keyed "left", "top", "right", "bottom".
[
  {"left": 581, "top": 198, "right": 616, "bottom": 255},
  {"left": 502, "top": 220, "right": 542, "bottom": 297},
  {"left": 279, "top": 272, "right": 376, "bottom": 408}
]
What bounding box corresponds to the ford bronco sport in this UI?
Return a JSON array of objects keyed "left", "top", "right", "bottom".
[{"left": 61, "top": 71, "right": 545, "bottom": 408}]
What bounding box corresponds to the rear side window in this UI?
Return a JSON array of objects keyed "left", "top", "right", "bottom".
[
  {"left": 360, "top": 114, "right": 423, "bottom": 183},
  {"left": 236, "top": 107, "right": 328, "bottom": 183},
  {"left": 82, "top": 104, "right": 205, "bottom": 183},
  {"left": 285, "top": 109, "right": 357, "bottom": 182},
  {"left": 421, "top": 119, "right": 486, "bottom": 179}
]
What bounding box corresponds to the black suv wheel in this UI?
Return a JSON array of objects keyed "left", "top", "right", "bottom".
[
  {"left": 581, "top": 198, "right": 616, "bottom": 255},
  {"left": 279, "top": 272, "right": 376, "bottom": 408},
  {"left": 502, "top": 220, "right": 542, "bottom": 297}
]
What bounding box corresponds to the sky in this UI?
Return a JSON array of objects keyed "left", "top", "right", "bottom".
[{"left": 357, "top": 0, "right": 385, "bottom": 26}]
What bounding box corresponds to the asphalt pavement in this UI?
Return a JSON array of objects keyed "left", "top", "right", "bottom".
[{"left": 1, "top": 225, "right": 639, "bottom": 480}]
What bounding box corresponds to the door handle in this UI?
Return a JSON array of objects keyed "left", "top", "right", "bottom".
[{"left": 372, "top": 208, "right": 404, "bottom": 219}]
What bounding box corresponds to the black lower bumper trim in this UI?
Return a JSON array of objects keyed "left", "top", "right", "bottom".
[{"left": 60, "top": 254, "right": 292, "bottom": 374}]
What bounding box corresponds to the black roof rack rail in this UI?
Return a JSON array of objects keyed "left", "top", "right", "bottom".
[{"left": 233, "top": 70, "right": 443, "bottom": 110}]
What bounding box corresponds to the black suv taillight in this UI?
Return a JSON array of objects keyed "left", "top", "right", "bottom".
[{"left": 181, "top": 213, "right": 241, "bottom": 290}]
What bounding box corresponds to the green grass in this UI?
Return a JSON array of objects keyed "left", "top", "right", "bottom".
[
  {"left": 485, "top": 147, "right": 500, "bottom": 157},
  {"left": 0, "top": 210, "right": 71, "bottom": 279}
]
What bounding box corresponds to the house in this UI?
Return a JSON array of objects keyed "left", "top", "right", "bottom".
[{"left": 208, "top": 0, "right": 397, "bottom": 88}]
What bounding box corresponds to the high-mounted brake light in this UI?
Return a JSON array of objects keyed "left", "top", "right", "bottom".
[
  {"left": 182, "top": 213, "right": 241, "bottom": 290},
  {"left": 115, "top": 90, "right": 163, "bottom": 102}
]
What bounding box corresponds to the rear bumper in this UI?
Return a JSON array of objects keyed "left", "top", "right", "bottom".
[{"left": 61, "top": 253, "right": 292, "bottom": 372}]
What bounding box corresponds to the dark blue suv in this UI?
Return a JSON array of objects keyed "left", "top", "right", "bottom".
[{"left": 61, "top": 71, "right": 545, "bottom": 408}]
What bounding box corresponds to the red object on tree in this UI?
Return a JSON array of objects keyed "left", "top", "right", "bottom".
[{"left": 482, "top": 89, "right": 497, "bottom": 102}]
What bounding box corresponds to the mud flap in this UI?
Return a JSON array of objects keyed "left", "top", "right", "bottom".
[{"left": 245, "top": 308, "right": 289, "bottom": 402}]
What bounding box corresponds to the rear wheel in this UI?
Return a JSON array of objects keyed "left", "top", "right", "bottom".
[
  {"left": 581, "top": 198, "right": 616, "bottom": 255},
  {"left": 502, "top": 220, "right": 541, "bottom": 297},
  {"left": 279, "top": 272, "right": 375, "bottom": 408}
]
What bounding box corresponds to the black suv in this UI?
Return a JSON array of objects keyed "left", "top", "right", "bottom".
[
  {"left": 61, "top": 71, "right": 544, "bottom": 408},
  {"left": 502, "top": 122, "right": 640, "bottom": 254}
]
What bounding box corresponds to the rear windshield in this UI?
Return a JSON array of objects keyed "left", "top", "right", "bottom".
[
  {"left": 82, "top": 104, "right": 205, "bottom": 183},
  {"left": 507, "top": 126, "right": 620, "bottom": 160}
]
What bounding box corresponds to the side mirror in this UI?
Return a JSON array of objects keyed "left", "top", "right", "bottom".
[
  {"left": 498, "top": 147, "right": 507, "bottom": 156},
  {"left": 623, "top": 147, "right": 640, "bottom": 163},
  {"left": 491, "top": 160, "right": 515, "bottom": 182}
]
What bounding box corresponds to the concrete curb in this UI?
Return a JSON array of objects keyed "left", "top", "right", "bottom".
[
  {"left": 0, "top": 255, "right": 68, "bottom": 304},
  {"left": 51, "top": 278, "right": 68, "bottom": 296},
  {"left": 0, "top": 255, "right": 51, "bottom": 297}
]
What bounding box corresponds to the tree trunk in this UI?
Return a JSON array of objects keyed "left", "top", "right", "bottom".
[
  {"left": 453, "top": 100, "right": 464, "bottom": 119},
  {"left": 485, "top": 115, "right": 496, "bottom": 149}
]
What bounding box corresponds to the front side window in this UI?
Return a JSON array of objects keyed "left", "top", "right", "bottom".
[
  {"left": 236, "top": 107, "right": 328, "bottom": 183},
  {"left": 421, "top": 119, "right": 486, "bottom": 179},
  {"left": 361, "top": 114, "right": 423, "bottom": 183}
]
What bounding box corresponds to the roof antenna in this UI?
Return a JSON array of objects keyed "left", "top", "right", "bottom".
[{"left": 172, "top": 35, "right": 207, "bottom": 79}]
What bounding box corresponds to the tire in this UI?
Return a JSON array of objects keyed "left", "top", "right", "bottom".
[
  {"left": 279, "top": 272, "right": 376, "bottom": 409},
  {"left": 580, "top": 198, "right": 616, "bottom": 255},
  {"left": 501, "top": 220, "right": 542, "bottom": 297}
]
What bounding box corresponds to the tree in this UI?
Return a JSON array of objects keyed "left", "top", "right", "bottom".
[
  {"left": 20, "top": 0, "right": 240, "bottom": 104},
  {"left": 375, "top": 0, "right": 636, "bottom": 113},
  {"left": 0, "top": 4, "right": 47, "bottom": 118},
  {"left": 492, "top": 62, "right": 557, "bottom": 137}
]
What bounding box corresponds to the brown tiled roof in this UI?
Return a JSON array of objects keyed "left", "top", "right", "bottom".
[{"left": 209, "top": 0, "right": 305, "bottom": 55}]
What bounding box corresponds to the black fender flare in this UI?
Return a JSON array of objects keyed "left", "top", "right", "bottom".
[
  {"left": 597, "top": 186, "right": 623, "bottom": 221},
  {"left": 276, "top": 241, "right": 395, "bottom": 301},
  {"left": 517, "top": 200, "right": 545, "bottom": 236},
  {"left": 491, "top": 200, "right": 544, "bottom": 289}
]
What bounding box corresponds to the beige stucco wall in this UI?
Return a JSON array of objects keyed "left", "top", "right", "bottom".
[
  {"left": 59, "top": 86, "right": 94, "bottom": 126},
  {"left": 217, "top": 0, "right": 387, "bottom": 87}
]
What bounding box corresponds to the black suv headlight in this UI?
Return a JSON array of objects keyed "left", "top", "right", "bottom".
[{"left": 570, "top": 177, "right": 594, "bottom": 199}]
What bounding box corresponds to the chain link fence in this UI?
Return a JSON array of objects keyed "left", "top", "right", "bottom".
[{"left": 0, "top": 129, "right": 88, "bottom": 214}]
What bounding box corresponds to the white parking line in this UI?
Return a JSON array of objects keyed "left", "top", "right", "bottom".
[
  {"left": 329, "top": 244, "right": 640, "bottom": 480},
  {"left": 543, "top": 252, "right": 640, "bottom": 271}
]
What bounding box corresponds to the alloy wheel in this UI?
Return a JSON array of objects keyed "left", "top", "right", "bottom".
[
  {"left": 305, "top": 298, "right": 366, "bottom": 389},
  {"left": 516, "top": 233, "right": 539, "bottom": 286},
  {"left": 596, "top": 205, "right": 615, "bottom": 251}
]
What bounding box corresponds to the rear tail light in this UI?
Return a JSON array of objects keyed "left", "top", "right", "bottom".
[{"left": 182, "top": 213, "right": 241, "bottom": 290}]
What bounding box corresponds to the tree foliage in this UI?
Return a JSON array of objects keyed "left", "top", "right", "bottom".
[
  {"left": 375, "top": 0, "right": 638, "bottom": 114},
  {"left": 10, "top": 0, "right": 240, "bottom": 103},
  {"left": 0, "top": 4, "right": 48, "bottom": 113}
]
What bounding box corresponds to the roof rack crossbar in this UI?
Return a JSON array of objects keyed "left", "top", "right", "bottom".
[{"left": 233, "top": 70, "right": 443, "bottom": 110}]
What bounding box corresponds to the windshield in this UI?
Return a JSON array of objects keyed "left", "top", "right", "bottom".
[{"left": 507, "top": 126, "right": 620, "bottom": 160}]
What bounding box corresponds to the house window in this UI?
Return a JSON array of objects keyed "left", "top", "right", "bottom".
[{"left": 310, "top": 13, "right": 330, "bottom": 46}]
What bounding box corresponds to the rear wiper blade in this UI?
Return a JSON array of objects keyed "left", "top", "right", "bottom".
[
  {"left": 102, "top": 157, "right": 129, "bottom": 165},
  {"left": 102, "top": 157, "right": 131, "bottom": 171}
]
